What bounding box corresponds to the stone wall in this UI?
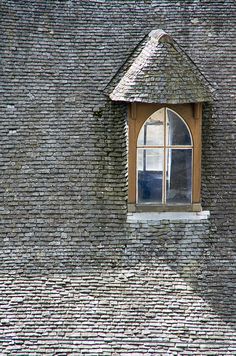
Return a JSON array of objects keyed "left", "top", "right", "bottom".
[{"left": 0, "top": 1, "right": 235, "bottom": 354}]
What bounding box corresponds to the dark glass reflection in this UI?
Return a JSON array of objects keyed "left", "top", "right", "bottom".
[
  {"left": 167, "top": 109, "right": 192, "bottom": 146},
  {"left": 166, "top": 149, "right": 192, "bottom": 204},
  {"left": 138, "top": 148, "right": 163, "bottom": 203}
]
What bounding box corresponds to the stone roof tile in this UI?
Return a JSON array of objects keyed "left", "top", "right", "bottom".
[{"left": 109, "top": 29, "right": 213, "bottom": 104}]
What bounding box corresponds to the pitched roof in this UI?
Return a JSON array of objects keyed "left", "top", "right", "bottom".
[{"left": 109, "top": 29, "right": 213, "bottom": 104}]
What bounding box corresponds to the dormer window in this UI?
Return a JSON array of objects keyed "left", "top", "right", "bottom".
[
  {"left": 137, "top": 107, "right": 192, "bottom": 205},
  {"left": 108, "top": 29, "right": 212, "bottom": 212},
  {"left": 128, "top": 102, "right": 202, "bottom": 212}
]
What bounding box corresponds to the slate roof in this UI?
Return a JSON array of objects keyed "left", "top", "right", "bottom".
[
  {"left": 0, "top": 1, "right": 235, "bottom": 354},
  {"left": 109, "top": 29, "right": 213, "bottom": 104}
]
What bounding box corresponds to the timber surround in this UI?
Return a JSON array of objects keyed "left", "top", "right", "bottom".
[{"left": 128, "top": 102, "right": 203, "bottom": 212}]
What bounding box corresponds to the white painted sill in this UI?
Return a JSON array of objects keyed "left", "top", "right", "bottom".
[{"left": 127, "top": 210, "right": 210, "bottom": 223}]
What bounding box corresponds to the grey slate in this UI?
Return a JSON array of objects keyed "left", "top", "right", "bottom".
[
  {"left": 0, "top": 0, "right": 235, "bottom": 354},
  {"left": 110, "top": 29, "right": 213, "bottom": 104}
]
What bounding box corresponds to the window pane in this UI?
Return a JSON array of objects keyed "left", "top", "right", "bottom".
[
  {"left": 166, "top": 109, "right": 192, "bottom": 146},
  {"left": 137, "top": 108, "right": 164, "bottom": 146},
  {"left": 166, "top": 149, "right": 192, "bottom": 204},
  {"left": 138, "top": 148, "right": 163, "bottom": 203}
]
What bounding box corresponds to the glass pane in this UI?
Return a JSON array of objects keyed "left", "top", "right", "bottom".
[
  {"left": 137, "top": 148, "right": 163, "bottom": 203},
  {"left": 166, "top": 149, "right": 192, "bottom": 204},
  {"left": 166, "top": 109, "right": 192, "bottom": 146},
  {"left": 137, "top": 108, "right": 164, "bottom": 146}
]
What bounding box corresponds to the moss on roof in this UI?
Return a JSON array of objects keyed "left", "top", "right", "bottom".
[{"left": 109, "top": 30, "right": 213, "bottom": 104}]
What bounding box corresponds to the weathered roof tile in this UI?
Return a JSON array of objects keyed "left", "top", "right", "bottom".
[{"left": 109, "top": 29, "right": 213, "bottom": 104}]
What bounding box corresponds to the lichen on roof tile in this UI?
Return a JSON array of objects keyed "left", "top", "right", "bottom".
[{"left": 109, "top": 29, "right": 213, "bottom": 104}]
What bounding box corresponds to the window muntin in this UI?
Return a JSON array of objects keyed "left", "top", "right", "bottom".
[{"left": 137, "top": 108, "right": 193, "bottom": 205}]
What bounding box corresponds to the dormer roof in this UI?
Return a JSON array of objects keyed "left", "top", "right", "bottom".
[{"left": 109, "top": 29, "right": 213, "bottom": 104}]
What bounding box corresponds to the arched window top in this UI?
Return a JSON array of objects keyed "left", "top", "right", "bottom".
[
  {"left": 166, "top": 109, "right": 192, "bottom": 146},
  {"left": 137, "top": 108, "right": 192, "bottom": 147},
  {"left": 137, "top": 108, "right": 164, "bottom": 146}
]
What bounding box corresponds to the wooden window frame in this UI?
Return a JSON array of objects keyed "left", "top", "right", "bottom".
[{"left": 128, "top": 102, "right": 202, "bottom": 212}]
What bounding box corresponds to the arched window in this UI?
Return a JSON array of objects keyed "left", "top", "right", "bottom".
[
  {"left": 128, "top": 103, "right": 202, "bottom": 212},
  {"left": 137, "top": 108, "right": 193, "bottom": 205}
]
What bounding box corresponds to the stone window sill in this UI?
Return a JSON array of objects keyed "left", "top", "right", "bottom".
[{"left": 127, "top": 210, "right": 210, "bottom": 223}]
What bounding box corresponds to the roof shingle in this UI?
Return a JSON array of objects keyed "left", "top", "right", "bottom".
[{"left": 109, "top": 29, "right": 213, "bottom": 104}]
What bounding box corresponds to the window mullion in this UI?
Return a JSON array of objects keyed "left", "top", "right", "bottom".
[{"left": 163, "top": 108, "right": 166, "bottom": 204}]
